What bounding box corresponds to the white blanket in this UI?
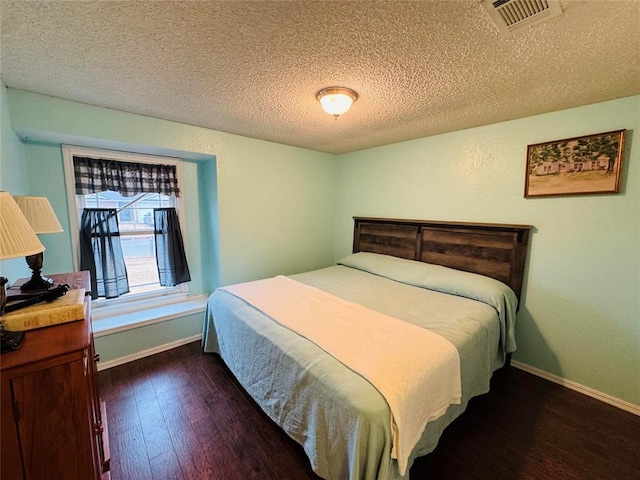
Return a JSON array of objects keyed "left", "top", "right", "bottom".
[{"left": 221, "top": 275, "right": 461, "bottom": 475}]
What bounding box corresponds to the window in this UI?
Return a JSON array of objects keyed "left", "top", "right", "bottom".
[
  {"left": 63, "top": 146, "right": 188, "bottom": 303},
  {"left": 78, "top": 191, "right": 176, "bottom": 294}
]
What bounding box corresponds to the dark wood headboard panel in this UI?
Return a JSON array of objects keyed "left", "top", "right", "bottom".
[{"left": 353, "top": 217, "right": 532, "bottom": 300}]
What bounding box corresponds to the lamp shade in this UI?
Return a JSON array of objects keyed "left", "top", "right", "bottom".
[
  {"left": 0, "top": 191, "right": 45, "bottom": 260},
  {"left": 13, "top": 196, "right": 64, "bottom": 234},
  {"left": 317, "top": 87, "right": 358, "bottom": 117}
]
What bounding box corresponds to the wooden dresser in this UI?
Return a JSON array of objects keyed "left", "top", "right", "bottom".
[{"left": 1, "top": 271, "right": 110, "bottom": 479}]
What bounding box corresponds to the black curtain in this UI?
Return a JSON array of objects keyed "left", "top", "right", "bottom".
[
  {"left": 80, "top": 208, "right": 130, "bottom": 300},
  {"left": 154, "top": 208, "right": 191, "bottom": 287}
]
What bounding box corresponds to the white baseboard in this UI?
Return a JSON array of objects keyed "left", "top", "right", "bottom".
[
  {"left": 511, "top": 360, "right": 640, "bottom": 416},
  {"left": 96, "top": 334, "right": 202, "bottom": 371}
]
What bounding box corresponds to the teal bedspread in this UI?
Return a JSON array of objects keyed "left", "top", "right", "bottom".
[{"left": 202, "top": 254, "right": 517, "bottom": 480}]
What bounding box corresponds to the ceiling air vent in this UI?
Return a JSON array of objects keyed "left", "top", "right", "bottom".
[{"left": 481, "top": 0, "right": 563, "bottom": 37}]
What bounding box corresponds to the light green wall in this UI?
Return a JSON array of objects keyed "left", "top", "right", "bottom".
[
  {"left": 0, "top": 84, "right": 30, "bottom": 280},
  {"left": 4, "top": 88, "right": 336, "bottom": 362},
  {"left": 21, "top": 142, "right": 75, "bottom": 275},
  {"left": 0, "top": 85, "right": 27, "bottom": 192},
  {"left": 93, "top": 313, "right": 204, "bottom": 361},
  {"left": 335, "top": 95, "right": 640, "bottom": 405}
]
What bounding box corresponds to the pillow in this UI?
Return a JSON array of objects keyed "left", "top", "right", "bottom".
[{"left": 338, "top": 252, "right": 518, "bottom": 352}]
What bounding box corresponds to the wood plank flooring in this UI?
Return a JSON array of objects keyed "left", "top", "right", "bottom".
[{"left": 99, "top": 341, "right": 640, "bottom": 480}]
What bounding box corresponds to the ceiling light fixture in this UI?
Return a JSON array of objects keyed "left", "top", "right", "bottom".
[{"left": 316, "top": 87, "right": 358, "bottom": 117}]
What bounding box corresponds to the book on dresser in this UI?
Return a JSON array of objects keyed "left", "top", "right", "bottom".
[{"left": 2, "top": 287, "right": 86, "bottom": 331}]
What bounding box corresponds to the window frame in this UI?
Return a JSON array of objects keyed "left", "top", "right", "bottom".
[{"left": 62, "top": 145, "right": 189, "bottom": 305}]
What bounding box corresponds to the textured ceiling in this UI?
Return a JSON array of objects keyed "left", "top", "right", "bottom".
[{"left": 1, "top": 1, "right": 639, "bottom": 154}]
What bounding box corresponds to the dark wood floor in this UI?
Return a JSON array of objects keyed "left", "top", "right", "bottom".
[{"left": 99, "top": 341, "right": 640, "bottom": 480}]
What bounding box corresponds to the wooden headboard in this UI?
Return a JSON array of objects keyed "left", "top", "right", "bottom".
[{"left": 353, "top": 217, "right": 532, "bottom": 300}]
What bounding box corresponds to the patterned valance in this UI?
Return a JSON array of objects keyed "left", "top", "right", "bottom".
[{"left": 73, "top": 156, "right": 180, "bottom": 197}]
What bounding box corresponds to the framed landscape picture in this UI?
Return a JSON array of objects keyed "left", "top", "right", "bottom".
[{"left": 524, "top": 129, "right": 626, "bottom": 198}]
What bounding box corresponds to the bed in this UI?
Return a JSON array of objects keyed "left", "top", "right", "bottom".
[{"left": 203, "top": 217, "right": 532, "bottom": 480}]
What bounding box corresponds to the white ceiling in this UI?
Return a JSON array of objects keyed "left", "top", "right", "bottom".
[{"left": 1, "top": 1, "right": 639, "bottom": 155}]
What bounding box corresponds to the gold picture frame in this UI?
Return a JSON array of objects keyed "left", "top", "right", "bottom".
[{"left": 525, "top": 129, "right": 626, "bottom": 198}]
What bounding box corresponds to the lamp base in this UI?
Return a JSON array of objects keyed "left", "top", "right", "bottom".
[
  {"left": 20, "top": 252, "right": 54, "bottom": 291},
  {"left": 20, "top": 274, "right": 54, "bottom": 291},
  {"left": 0, "top": 277, "right": 7, "bottom": 315}
]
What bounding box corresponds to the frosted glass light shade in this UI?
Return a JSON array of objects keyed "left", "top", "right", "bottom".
[
  {"left": 0, "top": 191, "right": 45, "bottom": 260},
  {"left": 317, "top": 87, "right": 358, "bottom": 117},
  {"left": 13, "top": 196, "right": 64, "bottom": 234}
]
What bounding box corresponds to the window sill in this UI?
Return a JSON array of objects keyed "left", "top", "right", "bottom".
[{"left": 92, "top": 294, "right": 209, "bottom": 337}]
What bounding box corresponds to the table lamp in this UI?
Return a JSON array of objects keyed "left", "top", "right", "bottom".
[
  {"left": 13, "top": 196, "right": 64, "bottom": 291},
  {"left": 0, "top": 191, "right": 45, "bottom": 351}
]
